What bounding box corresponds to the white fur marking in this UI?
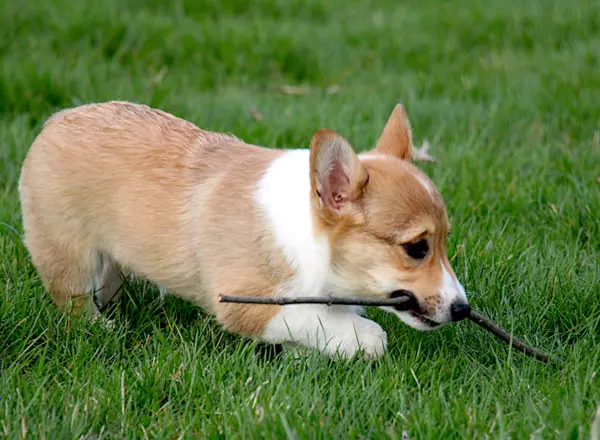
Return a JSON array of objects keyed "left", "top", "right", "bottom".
[
  {"left": 391, "top": 309, "right": 438, "bottom": 332},
  {"left": 262, "top": 305, "right": 387, "bottom": 359},
  {"left": 415, "top": 173, "right": 436, "bottom": 199},
  {"left": 358, "top": 153, "right": 380, "bottom": 161},
  {"left": 441, "top": 259, "right": 467, "bottom": 302},
  {"left": 358, "top": 153, "right": 401, "bottom": 162},
  {"left": 256, "top": 150, "right": 330, "bottom": 297}
]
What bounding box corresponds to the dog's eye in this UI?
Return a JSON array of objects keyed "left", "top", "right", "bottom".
[{"left": 403, "top": 239, "right": 429, "bottom": 260}]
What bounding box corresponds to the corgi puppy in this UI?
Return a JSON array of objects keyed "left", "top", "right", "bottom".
[{"left": 18, "top": 101, "right": 469, "bottom": 359}]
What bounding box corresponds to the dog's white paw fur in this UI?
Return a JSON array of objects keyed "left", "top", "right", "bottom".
[
  {"left": 324, "top": 315, "right": 388, "bottom": 360},
  {"left": 261, "top": 305, "right": 388, "bottom": 360}
]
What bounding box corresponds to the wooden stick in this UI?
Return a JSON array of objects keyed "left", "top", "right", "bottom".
[
  {"left": 218, "top": 294, "right": 554, "bottom": 363},
  {"left": 218, "top": 294, "right": 413, "bottom": 309},
  {"left": 466, "top": 309, "right": 552, "bottom": 363}
]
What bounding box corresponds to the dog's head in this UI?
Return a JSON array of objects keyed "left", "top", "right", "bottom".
[{"left": 309, "top": 104, "right": 468, "bottom": 330}]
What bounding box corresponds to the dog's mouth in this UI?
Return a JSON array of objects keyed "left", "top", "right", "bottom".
[
  {"left": 409, "top": 311, "right": 441, "bottom": 328},
  {"left": 388, "top": 290, "right": 442, "bottom": 329}
]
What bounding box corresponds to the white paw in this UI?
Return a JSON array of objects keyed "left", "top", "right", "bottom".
[
  {"left": 261, "top": 306, "right": 387, "bottom": 360},
  {"left": 325, "top": 316, "right": 388, "bottom": 360},
  {"left": 347, "top": 305, "right": 366, "bottom": 316}
]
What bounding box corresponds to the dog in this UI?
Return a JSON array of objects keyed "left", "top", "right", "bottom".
[{"left": 18, "top": 101, "right": 469, "bottom": 359}]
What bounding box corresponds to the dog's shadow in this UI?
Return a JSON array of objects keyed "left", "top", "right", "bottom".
[{"left": 101, "top": 278, "right": 286, "bottom": 362}]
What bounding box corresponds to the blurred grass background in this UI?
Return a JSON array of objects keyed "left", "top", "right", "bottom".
[{"left": 0, "top": 0, "right": 599, "bottom": 438}]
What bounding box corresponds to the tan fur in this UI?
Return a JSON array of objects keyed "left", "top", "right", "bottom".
[
  {"left": 310, "top": 154, "right": 451, "bottom": 313},
  {"left": 374, "top": 104, "right": 413, "bottom": 160},
  {"left": 19, "top": 101, "right": 287, "bottom": 335},
  {"left": 19, "top": 101, "right": 455, "bottom": 343},
  {"left": 306, "top": 105, "right": 453, "bottom": 314}
]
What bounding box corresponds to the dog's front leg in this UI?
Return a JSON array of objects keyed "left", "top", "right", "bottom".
[{"left": 260, "top": 305, "right": 388, "bottom": 359}]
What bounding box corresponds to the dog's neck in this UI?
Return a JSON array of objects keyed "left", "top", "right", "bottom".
[{"left": 256, "top": 149, "right": 334, "bottom": 297}]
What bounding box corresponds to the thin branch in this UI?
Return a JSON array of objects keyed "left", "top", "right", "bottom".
[
  {"left": 218, "top": 294, "right": 413, "bottom": 309},
  {"left": 218, "top": 294, "right": 555, "bottom": 364},
  {"left": 466, "top": 309, "right": 552, "bottom": 363}
]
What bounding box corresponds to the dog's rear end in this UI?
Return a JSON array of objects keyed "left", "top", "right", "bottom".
[{"left": 20, "top": 103, "right": 280, "bottom": 323}]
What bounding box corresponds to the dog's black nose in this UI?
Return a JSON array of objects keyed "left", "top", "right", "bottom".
[{"left": 450, "top": 302, "right": 471, "bottom": 321}]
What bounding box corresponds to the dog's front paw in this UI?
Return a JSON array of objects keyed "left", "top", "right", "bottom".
[
  {"left": 260, "top": 305, "right": 387, "bottom": 360},
  {"left": 354, "top": 318, "right": 388, "bottom": 359},
  {"left": 325, "top": 316, "right": 388, "bottom": 360}
]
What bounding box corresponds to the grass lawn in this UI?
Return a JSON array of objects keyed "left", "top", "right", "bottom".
[{"left": 1, "top": 0, "right": 599, "bottom": 438}]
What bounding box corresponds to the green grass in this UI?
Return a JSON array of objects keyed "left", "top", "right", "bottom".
[{"left": 1, "top": 0, "right": 599, "bottom": 438}]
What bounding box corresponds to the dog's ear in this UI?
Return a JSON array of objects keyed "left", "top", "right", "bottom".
[
  {"left": 372, "top": 103, "right": 413, "bottom": 161},
  {"left": 309, "top": 128, "right": 368, "bottom": 216}
]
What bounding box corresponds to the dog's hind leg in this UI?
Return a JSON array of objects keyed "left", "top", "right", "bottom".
[
  {"left": 91, "top": 254, "right": 124, "bottom": 314},
  {"left": 26, "top": 235, "right": 98, "bottom": 315}
]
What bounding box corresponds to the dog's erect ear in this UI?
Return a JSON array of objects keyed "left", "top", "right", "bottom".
[
  {"left": 309, "top": 128, "right": 368, "bottom": 215},
  {"left": 373, "top": 103, "right": 413, "bottom": 161}
]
